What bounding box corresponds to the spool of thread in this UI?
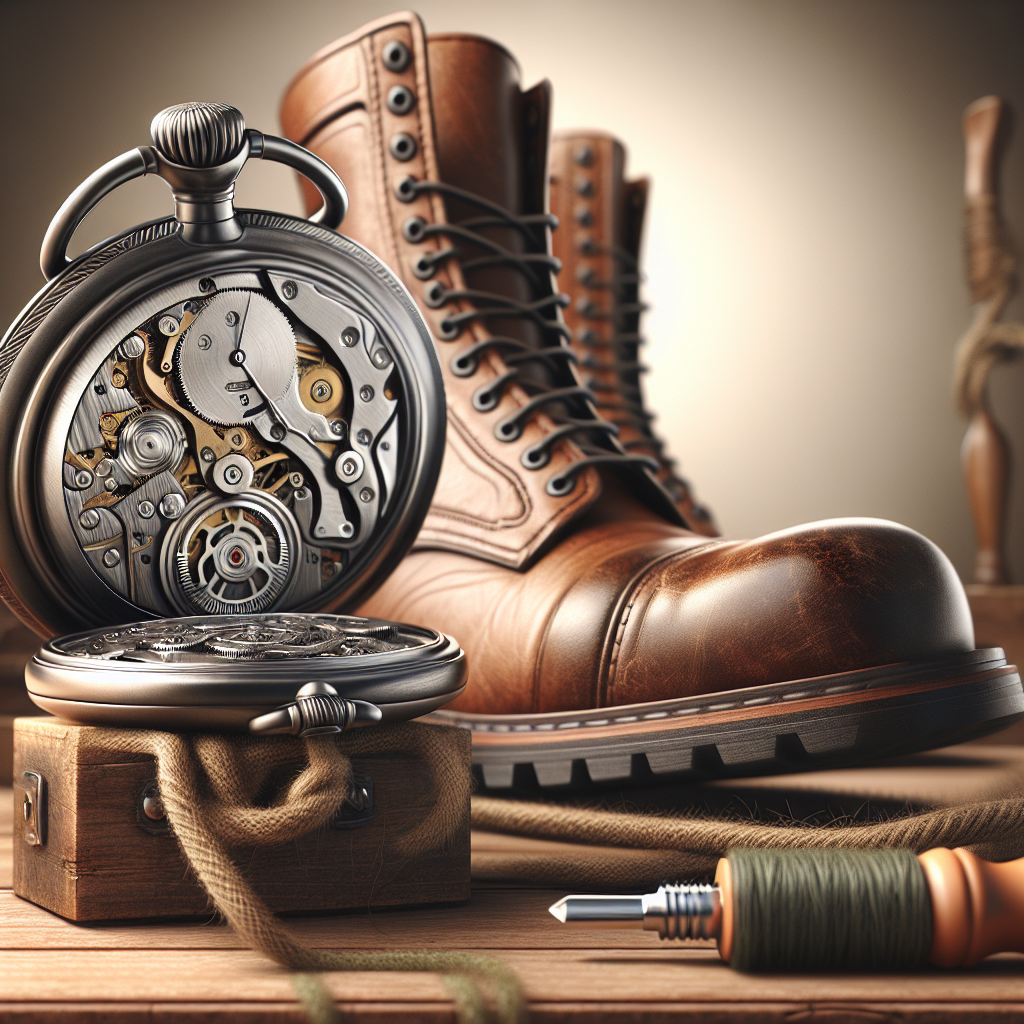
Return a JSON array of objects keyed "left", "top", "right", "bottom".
[{"left": 550, "top": 846, "right": 1024, "bottom": 972}]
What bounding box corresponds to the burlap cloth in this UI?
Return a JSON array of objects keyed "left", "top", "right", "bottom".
[{"left": 97, "top": 722, "right": 1024, "bottom": 1024}]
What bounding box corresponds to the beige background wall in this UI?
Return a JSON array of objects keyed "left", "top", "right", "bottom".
[{"left": 1, "top": 0, "right": 1022, "bottom": 583}]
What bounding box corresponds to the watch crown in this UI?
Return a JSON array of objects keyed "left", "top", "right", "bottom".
[{"left": 150, "top": 102, "right": 247, "bottom": 168}]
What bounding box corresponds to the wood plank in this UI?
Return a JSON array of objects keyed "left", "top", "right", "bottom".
[
  {"left": 0, "top": 888, "right": 665, "bottom": 950},
  {"left": 0, "top": 948, "right": 1020, "bottom": 1004},
  {"left": 0, "top": 1006, "right": 1021, "bottom": 1024}
]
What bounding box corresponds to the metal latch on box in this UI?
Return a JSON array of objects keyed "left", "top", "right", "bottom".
[{"left": 22, "top": 771, "right": 47, "bottom": 846}]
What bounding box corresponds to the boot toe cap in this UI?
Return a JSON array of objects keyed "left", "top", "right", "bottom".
[{"left": 608, "top": 518, "right": 974, "bottom": 706}]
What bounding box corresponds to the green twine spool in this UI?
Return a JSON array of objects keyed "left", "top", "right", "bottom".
[{"left": 728, "top": 847, "right": 933, "bottom": 972}]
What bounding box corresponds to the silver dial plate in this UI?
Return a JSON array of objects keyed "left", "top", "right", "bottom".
[{"left": 61, "top": 273, "right": 399, "bottom": 617}]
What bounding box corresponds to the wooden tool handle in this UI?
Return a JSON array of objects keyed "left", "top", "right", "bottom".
[{"left": 919, "top": 848, "right": 1024, "bottom": 968}]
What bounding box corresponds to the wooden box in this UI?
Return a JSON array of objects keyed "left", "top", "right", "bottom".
[{"left": 12, "top": 716, "right": 470, "bottom": 921}]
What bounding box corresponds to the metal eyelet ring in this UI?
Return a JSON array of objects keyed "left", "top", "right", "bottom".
[
  {"left": 382, "top": 39, "right": 411, "bottom": 72},
  {"left": 402, "top": 216, "right": 428, "bottom": 243},
  {"left": 493, "top": 418, "right": 521, "bottom": 442},
  {"left": 576, "top": 266, "right": 595, "bottom": 285},
  {"left": 449, "top": 353, "right": 477, "bottom": 377},
  {"left": 575, "top": 206, "right": 593, "bottom": 227},
  {"left": 387, "top": 85, "right": 417, "bottom": 115},
  {"left": 437, "top": 318, "right": 461, "bottom": 341},
  {"left": 521, "top": 443, "right": 551, "bottom": 470},
  {"left": 575, "top": 177, "right": 593, "bottom": 197},
  {"left": 423, "top": 281, "right": 447, "bottom": 308},
  {"left": 573, "top": 144, "right": 594, "bottom": 167},
  {"left": 395, "top": 176, "right": 417, "bottom": 203},
  {"left": 578, "top": 236, "right": 596, "bottom": 255},
  {"left": 576, "top": 328, "right": 596, "bottom": 344},
  {"left": 577, "top": 299, "right": 597, "bottom": 317},
  {"left": 471, "top": 385, "right": 501, "bottom": 412},
  {"left": 546, "top": 472, "right": 577, "bottom": 497},
  {"left": 411, "top": 254, "right": 436, "bottom": 279},
  {"left": 389, "top": 133, "right": 418, "bottom": 162}
]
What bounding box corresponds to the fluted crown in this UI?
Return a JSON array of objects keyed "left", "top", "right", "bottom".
[{"left": 150, "top": 102, "right": 247, "bottom": 168}]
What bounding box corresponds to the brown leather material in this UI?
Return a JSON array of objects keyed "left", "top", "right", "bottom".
[
  {"left": 550, "top": 130, "right": 718, "bottom": 535},
  {"left": 361, "top": 516, "right": 973, "bottom": 715},
  {"left": 283, "top": 14, "right": 976, "bottom": 728},
  {"left": 282, "top": 13, "right": 678, "bottom": 570}
]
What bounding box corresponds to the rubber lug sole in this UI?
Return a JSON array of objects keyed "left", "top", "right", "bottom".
[{"left": 428, "top": 649, "right": 1024, "bottom": 792}]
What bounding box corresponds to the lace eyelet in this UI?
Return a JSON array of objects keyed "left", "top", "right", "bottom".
[
  {"left": 423, "top": 281, "right": 447, "bottom": 308},
  {"left": 520, "top": 444, "right": 551, "bottom": 470},
  {"left": 545, "top": 472, "right": 577, "bottom": 497},
  {"left": 389, "top": 133, "right": 418, "bottom": 162},
  {"left": 381, "top": 40, "right": 411, "bottom": 72},
  {"left": 387, "top": 85, "right": 416, "bottom": 116},
  {"left": 450, "top": 353, "right": 477, "bottom": 377},
  {"left": 493, "top": 418, "right": 521, "bottom": 442},
  {"left": 472, "top": 385, "right": 501, "bottom": 412},
  {"left": 577, "top": 299, "right": 597, "bottom": 317},
  {"left": 437, "top": 318, "right": 461, "bottom": 341},
  {"left": 576, "top": 328, "right": 596, "bottom": 344},
  {"left": 395, "top": 177, "right": 418, "bottom": 203},
  {"left": 403, "top": 216, "right": 428, "bottom": 243},
  {"left": 412, "top": 254, "right": 436, "bottom": 280}
]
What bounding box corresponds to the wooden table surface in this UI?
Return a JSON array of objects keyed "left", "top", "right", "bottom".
[{"left": 3, "top": 746, "right": 1024, "bottom": 1022}]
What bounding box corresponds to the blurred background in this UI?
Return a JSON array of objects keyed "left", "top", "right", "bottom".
[{"left": 1, "top": 0, "right": 1022, "bottom": 587}]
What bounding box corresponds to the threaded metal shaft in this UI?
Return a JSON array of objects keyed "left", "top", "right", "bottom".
[{"left": 642, "top": 884, "right": 721, "bottom": 940}]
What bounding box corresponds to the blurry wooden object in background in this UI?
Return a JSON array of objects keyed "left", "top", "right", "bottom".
[
  {"left": 954, "top": 96, "right": 1023, "bottom": 584},
  {"left": 955, "top": 96, "right": 1024, "bottom": 744}
]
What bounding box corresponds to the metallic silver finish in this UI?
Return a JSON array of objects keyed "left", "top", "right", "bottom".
[
  {"left": 248, "top": 679, "right": 382, "bottom": 736},
  {"left": 210, "top": 453, "right": 255, "bottom": 494},
  {"left": 335, "top": 449, "right": 364, "bottom": 484},
  {"left": 3, "top": 147, "right": 445, "bottom": 634},
  {"left": 26, "top": 614, "right": 466, "bottom": 731},
  {"left": 117, "top": 411, "right": 186, "bottom": 479},
  {"left": 119, "top": 335, "right": 147, "bottom": 361},
  {"left": 40, "top": 104, "right": 347, "bottom": 278},
  {"left": 22, "top": 771, "right": 47, "bottom": 847},
  {"left": 549, "top": 885, "right": 722, "bottom": 942},
  {"left": 177, "top": 291, "right": 296, "bottom": 427},
  {"left": 159, "top": 493, "right": 186, "bottom": 519},
  {"left": 161, "top": 491, "right": 297, "bottom": 616},
  {"left": 40, "top": 148, "right": 150, "bottom": 279}
]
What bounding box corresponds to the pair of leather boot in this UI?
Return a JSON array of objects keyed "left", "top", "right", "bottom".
[{"left": 281, "top": 12, "right": 1022, "bottom": 790}]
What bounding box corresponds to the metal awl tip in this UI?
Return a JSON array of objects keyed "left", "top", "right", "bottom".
[{"left": 548, "top": 894, "right": 645, "bottom": 928}]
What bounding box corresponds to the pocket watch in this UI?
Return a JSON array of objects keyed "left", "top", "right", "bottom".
[{"left": 0, "top": 102, "right": 461, "bottom": 731}]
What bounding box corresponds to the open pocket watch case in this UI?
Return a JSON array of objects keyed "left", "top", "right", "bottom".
[{"left": 0, "top": 102, "right": 464, "bottom": 732}]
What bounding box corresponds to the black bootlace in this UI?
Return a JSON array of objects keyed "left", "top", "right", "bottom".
[
  {"left": 572, "top": 238, "right": 695, "bottom": 499},
  {"left": 395, "top": 177, "right": 659, "bottom": 496}
]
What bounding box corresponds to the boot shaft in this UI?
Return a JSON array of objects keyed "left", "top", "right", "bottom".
[
  {"left": 281, "top": 14, "right": 681, "bottom": 570},
  {"left": 550, "top": 131, "right": 717, "bottom": 535}
]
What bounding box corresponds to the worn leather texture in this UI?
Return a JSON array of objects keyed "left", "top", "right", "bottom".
[
  {"left": 550, "top": 130, "right": 718, "bottom": 535},
  {"left": 283, "top": 13, "right": 625, "bottom": 569},
  {"left": 282, "top": 14, "right": 976, "bottom": 717}
]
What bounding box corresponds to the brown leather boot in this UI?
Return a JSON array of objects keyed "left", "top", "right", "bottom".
[
  {"left": 550, "top": 130, "right": 717, "bottom": 535},
  {"left": 281, "top": 13, "right": 1022, "bottom": 790}
]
